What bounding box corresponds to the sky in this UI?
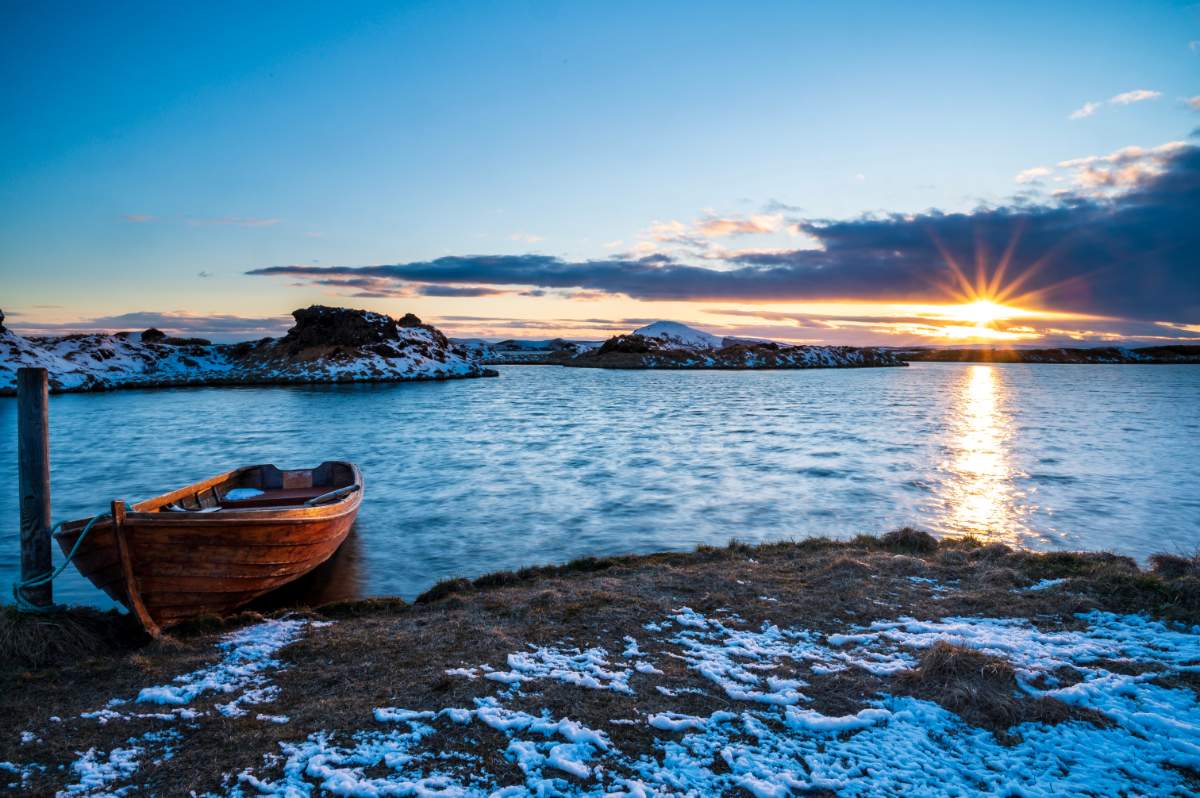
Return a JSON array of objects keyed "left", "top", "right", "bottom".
[{"left": 2, "top": 0, "right": 1198, "bottom": 345}]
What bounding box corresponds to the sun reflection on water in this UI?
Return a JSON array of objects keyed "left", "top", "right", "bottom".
[{"left": 942, "top": 365, "right": 1025, "bottom": 541}]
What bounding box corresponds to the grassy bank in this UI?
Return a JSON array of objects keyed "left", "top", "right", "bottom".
[{"left": 3, "top": 531, "right": 1198, "bottom": 796}]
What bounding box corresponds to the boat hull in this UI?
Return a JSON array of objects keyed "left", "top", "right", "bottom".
[{"left": 55, "top": 464, "right": 362, "bottom": 630}]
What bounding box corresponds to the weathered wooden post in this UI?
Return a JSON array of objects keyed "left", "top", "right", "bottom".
[{"left": 17, "top": 367, "right": 52, "bottom": 608}]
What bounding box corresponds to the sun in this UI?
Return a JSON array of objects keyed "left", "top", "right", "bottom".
[{"left": 945, "top": 299, "right": 1026, "bottom": 327}]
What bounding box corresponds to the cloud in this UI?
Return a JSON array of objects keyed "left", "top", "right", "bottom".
[
  {"left": 197, "top": 271, "right": 212, "bottom": 278},
  {"left": 1070, "top": 90, "right": 1161, "bottom": 120},
  {"left": 122, "top": 213, "right": 157, "bottom": 223},
  {"left": 308, "top": 276, "right": 413, "bottom": 298},
  {"left": 1015, "top": 166, "right": 1052, "bottom": 184},
  {"left": 432, "top": 315, "right": 660, "bottom": 337},
  {"left": 694, "top": 214, "right": 782, "bottom": 237},
  {"left": 248, "top": 141, "right": 1200, "bottom": 324},
  {"left": 11, "top": 312, "right": 292, "bottom": 341},
  {"left": 1069, "top": 101, "right": 1101, "bottom": 120},
  {"left": 1055, "top": 141, "right": 1188, "bottom": 193},
  {"left": 1187, "top": 96, "right": 1200, "bottom": 111},
  {"left": 416, "top": 285, "right": 508, "bottom": 297},
  {"left": 1109, "top": 89, "right": 1161, "bottom": 105},
  {"left": 187, "top": 217, "right": 281, "bottom": 227},
  {"left": 700, "top": 308, "right": 1200, "bottom": 346},
  {"left": 509, "top": 232, "right": 544, "bottom": 244}
]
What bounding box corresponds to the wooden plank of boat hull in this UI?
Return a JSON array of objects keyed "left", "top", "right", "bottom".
[
  {"left": 120, "top": 556, "right": 339, "bottom": 579},
  {"left": 84, "top": 533, "right": 345, "bottom": 578},
  {"left": 57, "top": 502, "right": 358, "bottom": 538},
  {"left": 56, "top": 499, "right": 359, "bottom": 538},
  {"left": 122, "top": 521, "right": 353, "bottom": 548},
  {"left": 136, "top": 565, "right": 332, "bottom": 593},
  {"left": 143, "top": 585, "right": 277, "bottom": 604},
  {"left": 66, "top": 540, "right": 341, "bottom": 575},
  {"left": 83, "top": 556, "right": 342, "bottom": 613},
  {"left": 130, "top": 540, "right": 345, "bottom": 566}
]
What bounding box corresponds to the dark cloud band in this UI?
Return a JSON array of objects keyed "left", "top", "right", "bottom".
[{"left": 248, "top": 144, "right": 1200, "bottom": 323}]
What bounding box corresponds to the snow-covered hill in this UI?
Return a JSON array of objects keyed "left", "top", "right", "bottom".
[
  {"left": 633, "top": 321, "right": 724, "bottom": 350},
  {"left": 0, "top": 307, "right": 495, "bottom": 395},
  {"left": 564, "top": 321, "right": 907, "bottom": 370}
]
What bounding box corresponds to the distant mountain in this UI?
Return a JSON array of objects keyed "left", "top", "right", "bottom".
[{"left": 632, "top": 321, "right": 724, "bottom": 350}]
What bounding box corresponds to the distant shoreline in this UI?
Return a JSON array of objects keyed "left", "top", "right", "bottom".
[{"left": 897, "top": 344, "right": 1200, "bottom": 365}]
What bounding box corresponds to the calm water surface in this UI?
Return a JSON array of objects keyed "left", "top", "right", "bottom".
[{"left": 2, "top": 363, "right": 1198, "bottom": 608}]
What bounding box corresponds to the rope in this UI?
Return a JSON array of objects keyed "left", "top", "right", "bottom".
[{"left": 11, "top": 511, "right": 111, "bottom": 613}]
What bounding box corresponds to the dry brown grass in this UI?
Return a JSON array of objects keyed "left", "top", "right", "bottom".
[
  {"left": 2, "top": 531, "right": 1197, "bottom": 795},
  {"left": 893, "top": 642, "right": 1107, "bottom": 741},
  {"left": 0, "top": 605, "right": 144, "bottom": 668}
]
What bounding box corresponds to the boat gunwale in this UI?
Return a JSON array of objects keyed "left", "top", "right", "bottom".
[{"left": 53, "top": 461, "right": 364, "bottom": 537}]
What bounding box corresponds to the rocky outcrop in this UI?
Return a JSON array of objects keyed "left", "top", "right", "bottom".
[
  {"left": 898, "top": 346, "right": 1200, "bottom": 364},
  {"left": 0, "top": 306, "right": 497, "bottom": 395},
  {"left": 566, "top": 333, "right": 906, "bottom": 369},
  {"left": 280, "top": 306, "right": 449, "bottom": 353}
]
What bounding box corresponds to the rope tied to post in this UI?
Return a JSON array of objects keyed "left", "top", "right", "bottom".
[{"left": 11, "top": 511, "right": 110, "bottom": 613}]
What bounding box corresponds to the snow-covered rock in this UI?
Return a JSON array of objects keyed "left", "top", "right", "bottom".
[
  {"left": 0, "top": 306, "right": 496, "bottom": 395},
  {"left": 632, "top": 321, "right": 724, "bottom": 350},
  {"left": 566, "top": 326, "right": 906, "bottom": 370}
]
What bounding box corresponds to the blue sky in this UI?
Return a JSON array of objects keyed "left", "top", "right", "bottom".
[{"left": 2, "top": 1, "right": 1198, "bottom": 343}]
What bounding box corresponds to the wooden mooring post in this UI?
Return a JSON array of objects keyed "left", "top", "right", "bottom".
[{"left": 17, "top": 367, "right": 52, "bottom": 608}]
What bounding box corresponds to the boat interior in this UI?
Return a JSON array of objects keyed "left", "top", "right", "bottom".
[{"left": 155, "top": 461, "right": 359, "bottom": 512}]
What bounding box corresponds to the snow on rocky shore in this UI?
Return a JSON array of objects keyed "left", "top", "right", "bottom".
[
  {"left": 0, "top": 307, "right": 496, "bottom": 395},
  {"left": 5, "top": 606, "right": 1197, "bottom": 796},
  {"left": 567, "top": 321, "right": 906, "bottom": 370}
]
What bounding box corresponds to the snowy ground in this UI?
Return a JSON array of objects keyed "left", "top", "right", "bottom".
[{"left": 3, "top": 536, "right": 1198, "bottom": 796}]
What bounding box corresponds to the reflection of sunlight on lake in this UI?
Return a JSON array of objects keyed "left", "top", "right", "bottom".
[{"left": 943, "top": 365, "right": 1025, "bottom": 541}]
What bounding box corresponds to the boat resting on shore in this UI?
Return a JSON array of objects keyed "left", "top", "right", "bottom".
[{"left": 55, "top": 461, "right": 362, "bottom": 635}]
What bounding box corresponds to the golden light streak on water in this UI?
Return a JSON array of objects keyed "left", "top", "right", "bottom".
[{"left": 943, "top": 365, "right": 1023, "bottom": 540}]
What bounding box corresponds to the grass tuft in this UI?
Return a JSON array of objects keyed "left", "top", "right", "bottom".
[
  {"left": 317, "top": 597, "right": 409, "bottom": 619},
  {"left": 415, "top": 578, "right": 473, "bottom": 604},
  {"left": 0, "top": 606, "right": 143, "bottom": 668},
  {"left": 895, "top": 641, "right": 1101, "bottom": 738},
  {"left": 1149, "top": 554, "right": 1200, "bottom": 579},
  {"left": 879, "top": 526, "right": 938, "bottom": 554}
]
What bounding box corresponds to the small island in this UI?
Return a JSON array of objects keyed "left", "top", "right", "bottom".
[
  {"left": 460, "top": 321, "right": 908, "bottom": 370},
  {"left": 0, "top": 306, "right": 496, "bottom": 395}
]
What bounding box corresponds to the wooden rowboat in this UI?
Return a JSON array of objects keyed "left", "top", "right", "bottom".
[{"left": 55, "top": 461, "right": 362, "bottom": 635}]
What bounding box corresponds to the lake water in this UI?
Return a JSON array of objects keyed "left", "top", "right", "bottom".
[{"left": 2, "top": 363, "right": 1198, "bottom": 609}]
